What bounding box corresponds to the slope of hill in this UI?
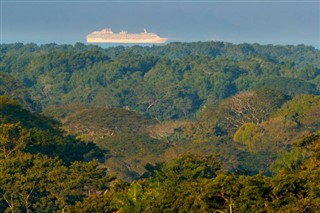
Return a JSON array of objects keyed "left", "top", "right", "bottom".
[
  {"left": 1, "top": 41, "right": 320, "bottom": 211},
  {"left": 1, "top": 42, "right": 319, "bottom": 121}
]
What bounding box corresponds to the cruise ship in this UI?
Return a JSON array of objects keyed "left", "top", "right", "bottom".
[{"left": 86, "top": 28, "right": 168, "bottom": 44}]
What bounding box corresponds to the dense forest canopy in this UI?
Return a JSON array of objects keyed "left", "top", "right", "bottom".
[
  {"left": 1, "top": 42, "right": 319, "bottom": 120},
  {"left": 1, "top": 41, "right": 320, "bottom": 212}
]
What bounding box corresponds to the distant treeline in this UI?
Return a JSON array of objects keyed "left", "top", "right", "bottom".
[{"left": 1, "top": 42, "right": 319, "bottom": 120}]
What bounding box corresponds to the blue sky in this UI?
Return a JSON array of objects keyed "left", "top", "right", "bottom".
[{"left": 1, "top": 0, "right": 319, "bottom": 47}]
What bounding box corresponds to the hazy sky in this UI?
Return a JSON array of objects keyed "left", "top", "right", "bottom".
[{"left": 1, "top": 0, "right": 319, "bottom": 47}]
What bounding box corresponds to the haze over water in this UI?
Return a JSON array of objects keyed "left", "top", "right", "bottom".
[{"left": 1, "top": 0, "right": 319, "bottom": 47}]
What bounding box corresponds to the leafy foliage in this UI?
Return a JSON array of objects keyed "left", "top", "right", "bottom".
[
  {"left": 1, "top": 41, "right": 320, "bottom": 212},
  {"left": 1, "top": 42, "right": 319, "bottom": 120},
  {"left": 0, "top": 73, "right": 40, "bottom": 111}
]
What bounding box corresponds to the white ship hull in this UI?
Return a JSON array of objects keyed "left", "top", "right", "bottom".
[
  {"left": 86, "top": 37, "right": 168, "bottom": 44},
  {"left": 86, "top": 28, "right": 168, "bottom": 44}
]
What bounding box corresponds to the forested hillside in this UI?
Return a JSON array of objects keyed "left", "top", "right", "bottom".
[
  {"left": 1, "top": 42, "right": 319, "bottom": 120},
  {"left": 1, "top": 41, "right": 320, "bottom": 212}
]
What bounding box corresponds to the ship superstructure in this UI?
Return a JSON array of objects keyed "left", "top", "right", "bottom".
[{"left": 86, "top": 28, "right": 168, "bottom": 44}]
